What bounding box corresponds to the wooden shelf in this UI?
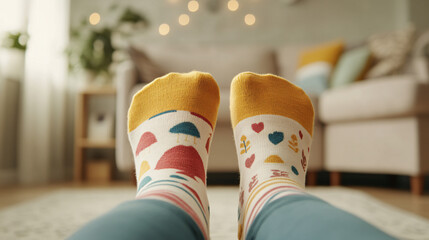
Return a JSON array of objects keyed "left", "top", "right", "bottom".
[
  {"left": 74, "top": 87, "right": 117, "bottom": 182},
  {"left": 78, "top": 139, "right": 116, "bottom": 149}
]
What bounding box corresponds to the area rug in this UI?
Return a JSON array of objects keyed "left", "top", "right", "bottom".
[{"left": 0, "top": 186, "right": 428, "bottom": 240}]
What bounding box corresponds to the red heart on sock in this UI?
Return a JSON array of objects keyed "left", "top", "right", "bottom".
[
  {"left": 299, "top": 130, "right": 303, "bottom": 139},
  {"left": 251, "top": 123, "right": 264, "bottom": 133},
  {"left": 245, "top": 154, "right": 255, "bottom": 168}
]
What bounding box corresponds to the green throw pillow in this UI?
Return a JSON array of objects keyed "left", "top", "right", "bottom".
[{"left": 331, "top": 46, "right": 371, "bottom": 88}]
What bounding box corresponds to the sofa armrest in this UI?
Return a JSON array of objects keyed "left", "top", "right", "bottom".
[
  {"left": 412, "top": 57, "right": 429, "bottom": 83},
  {"left": 319, "top": 75, "right": 429, "bottom": 123},
  {"left": 115, "top": 60, "right": 138, "bottom": 171}
]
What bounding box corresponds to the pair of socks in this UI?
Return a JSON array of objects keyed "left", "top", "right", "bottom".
[{"left": 127, "top": 71, "right": 314, "bottom": 239}]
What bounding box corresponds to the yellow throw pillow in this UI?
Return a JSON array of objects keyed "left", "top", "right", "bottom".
[
  {"left": 295, "top": 40, "right": 344, "bottom": 94},
  {"left": 298, "top": 40, "right": 345, "bottom": 68}
]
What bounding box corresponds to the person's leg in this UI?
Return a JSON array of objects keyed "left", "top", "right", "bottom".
[
  {"left": 69, "top": 199, "right": 204, "bottom": 240},
  {"left": 69, "top": 71, "right": 220, "bottom": 240},
  {"left": 247, "top": 194, "right": 396, "bottom": 240},
  {"left": 230, "top": 72, "right": 395, "bottom": 240}
]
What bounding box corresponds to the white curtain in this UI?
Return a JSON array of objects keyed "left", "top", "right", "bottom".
[
  {"left": 0, "top": 0, "right": 27, "bottom": 185},
  {"left": 19, "top": 0, "right": 70, "bottom": 184}
]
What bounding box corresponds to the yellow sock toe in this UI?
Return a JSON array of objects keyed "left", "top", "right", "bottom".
[
  {"left": 230, "top": 72, "right": 314, "bottom": 135},
  {"left": 128, "top": 71, "right": 220, "bottom": 132}
]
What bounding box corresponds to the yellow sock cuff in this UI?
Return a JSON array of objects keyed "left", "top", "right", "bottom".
[
  {"left": 230, "top": 72, "right": 314, "bottom": 136},
  {"left": 128, "top": 71, "right": 220, "bottom": 132}
]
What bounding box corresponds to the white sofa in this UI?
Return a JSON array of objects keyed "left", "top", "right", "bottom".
[
  {"left": 115, "top": 44, "right": 324, "bottom": 184},
  {"left": 115, "top": 43, "right": 429, "bottom": 194},
  {"left": 320, "top": 75, "right": 429, "bottom": 195},
  {"left": 319, "top": 32, "right": 429, "bottom": 195}
]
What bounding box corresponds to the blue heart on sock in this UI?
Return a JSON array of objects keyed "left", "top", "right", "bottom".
[{"left": 268, "top": 131, "right": 284, "bottom": 145}]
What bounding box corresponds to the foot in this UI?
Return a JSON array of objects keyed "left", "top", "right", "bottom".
[
  {"left": 230, "top": 72, "right": 314, "bottom": 239},
  {"left": 128, "top": 71, "right": 220, "bottom": 239}
]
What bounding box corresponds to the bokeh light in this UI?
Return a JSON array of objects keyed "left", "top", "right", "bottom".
[
  {"left": 228, "top": 0, "right": 239, "bottom": 11},
  {"left": 179, "top": 14, "right": 190, "bottom": 26},
  {"left": 89, "top": 12, "right": 101, "bottom": 25},
  {"left": 244, "top": 14, "right": 256, "bottom": 26},
  {"left": 159, "top": 23, "right": 170, "bottom": 35},
  {"left": 188, "top": 0, "right": 199, "bottom": 12}
]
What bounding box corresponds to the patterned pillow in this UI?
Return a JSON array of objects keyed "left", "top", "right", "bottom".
[
  {"left": 331, "top": 46, "right": 372, "bottom": 88},
  {"left": 366, "top": 26, "right": 415, "bottom": 78},
  {"left": 128, "top": 46, "right": 165, "bottom": 83},
  {"left": 295, "top": 41, "right": 344, "bottom": 94},
  {"left": 412, "top": 30, "right": 429, "bottom": 82}
]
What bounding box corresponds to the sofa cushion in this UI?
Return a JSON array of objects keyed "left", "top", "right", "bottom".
[
  {"left": 366, "top": 26, "right": 415, "bottom": 78},
  {"left": 319, "top": 75, "right": 429, "bottom": 123},
  {"left": 131, "top": 44, "right": 276, "bottom": 88},
  {"left": 294, "top": 41, "right": 345, "bottom": 95},
  {"left": 331, "top": 46, "right": 372, "bottom": 89},
  {"left": 297, "top": 41, "right": 344, "bottom": 68}
]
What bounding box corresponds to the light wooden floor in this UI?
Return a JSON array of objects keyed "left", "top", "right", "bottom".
[{"left": 0, "top": 182, "right": 428, "bottom": 219}]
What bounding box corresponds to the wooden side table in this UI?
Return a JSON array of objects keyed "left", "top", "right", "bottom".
[{"left": 74, "top": 87, "right": 116, "bottom": 182}]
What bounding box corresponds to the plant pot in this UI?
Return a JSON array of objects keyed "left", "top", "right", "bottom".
[
  {"left": 0, "top": 49, "right": 25, "bottom": 80},
  {"left": 83, "top": 70, "right": 98, "bottom": 87},
  {"left": 82, "top": 70, "right": 113, "bottom": 88}
]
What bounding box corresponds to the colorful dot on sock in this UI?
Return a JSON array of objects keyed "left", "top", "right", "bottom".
[
  {"left": 245, "top": 154, "right": 256, "bottom": 168},
  {"left": 264, "top": 155, "right": 284, "bottom": 163},
  {"left": 268, "top": 131, "right": 284, "bottom": 145},
  {"left": 136, "top": 132, "right": 157, "bottom": 156},
  {"left": 205, "top": 134, "right": 211, "bottom": 153},
  {"left": 170, "top": 121, "right": 201, "bottom": 138},
  {"left": 156, "top": 145, "right": 205, "bottom": 183},
  {"left": 251, "top": 122, "right": 264, "bottom": 133},
  {"left": 291, "top": 166, "right": 299, "bottom": 175},
  {"left": 139, "top": 161, "right": 151, "bottom": 180},
  {"left": 137, "top": 176, "right": 152, "bottom": 192}
]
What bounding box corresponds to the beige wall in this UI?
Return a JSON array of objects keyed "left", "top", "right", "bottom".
[
  {"left": 70, "top": 0, "right": 413, "bottom": 46},
  {"left": 408, "top": 0, "right": 429, "bottom": 31}
]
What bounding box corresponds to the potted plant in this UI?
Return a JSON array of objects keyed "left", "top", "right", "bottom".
[
  {"left": 0, "top": 32, "right": 28, "bottom": 80},
  {"left": 67, "top": 6, "right": 149, "bottom": 87}
]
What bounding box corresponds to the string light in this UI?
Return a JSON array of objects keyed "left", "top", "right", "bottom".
[
  {"left": 159, "top": 23, "right": 170, "bottom": 35},
  {"left": 244, "top": 14, "right": 256, "bottom": 26},
  {"left": 227, "top": 0, "right": 239, "bottom": 11},
  {"left": 89, "top": 12, "right": 101, "bottom": 25},
  {"left": 188, "top": 0, "right": 199, "bottom": 12},
  {"left": 179, "top": 14, "right": 190, "bottom": 26}
]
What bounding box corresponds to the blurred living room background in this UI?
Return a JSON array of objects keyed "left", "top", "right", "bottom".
[{"left": 1, "top": 0, "right": 429, "bottom": 239}]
